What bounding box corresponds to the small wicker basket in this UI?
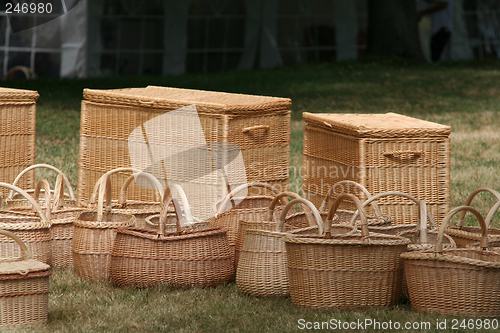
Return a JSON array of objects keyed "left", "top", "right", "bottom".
[
  {"left": 109, "top": 190, "right": 234, "bottom": 288},
  {"left": 236, "top": 197, "right": 354, "bottom": 297},
  {"left": 445, "top": 187, "right": 500, "bottom": 247},
  {"left": 402, "top": 205, "right": 500, "bottom": 316},
  {"left": 0, "top": 182, "right": 51, "bottom": 265},
  {"left": 0, "top": 229, "right": 51, "bottom": 328},
  {"left": 72, "top": 176, "right": 135, "bottom": 280},
  {"left": 284, "top": 194, "right": 410, "bottom": 309}
]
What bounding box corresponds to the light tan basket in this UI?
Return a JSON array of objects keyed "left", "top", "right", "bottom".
[
  {"left": 284, "top": 194, "right": 410, "bottom": 309},
  {"left": 78, "top": 86, "right": 291, "bottom": 217},
  {"left": 318, "top": 180, "right": 392, "bottom": 226},
  {"left": 0, "top": 229, "right": 51, "bottom": 328},
  {"left": 302, "top": 112, "right": 451, "bottom": 225},
  {"left": 445, "top": 187, "right": 500, "bottom": 247},
  {"left": 236, "top": 197, "right": 351, "bottom": 297},
  {"left": 72, "top": 176, "right": 135, "bottom": 280},
  {"left": 0, "top": 182, "right": 51, "bottom": 265},
  {"left": 0, "top": 88, "right": 38, "bottom": 199},
  {"left": 402, "top": 205, "right": 500, "bottom": 316},
  {"left": 5, "top": 163, "right": 76, "bottom": 209},
  {"left": 109, "top": 191, "right": 234, "bottom": 288},
  {"left": 86, "top": 167, "right": 164, "bottom": 229}
]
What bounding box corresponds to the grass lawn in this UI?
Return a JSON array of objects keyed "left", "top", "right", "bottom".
[{"left": 2, "top": 59, "right": 500, "bottom": 332}]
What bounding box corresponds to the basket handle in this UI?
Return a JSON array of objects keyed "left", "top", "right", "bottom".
[
  {"left": 118, "top": 172, "right": 164, "bottom": 205},
  {"left": 215, "top": 181, "right": 282, "bottom": 216},
  {"left": 326, "top": 194, "right": 369, "bottom": 238},
  {"left": 383, "top": 150, "right": 424, "bottom": 159},
  {"left": 436, "top": 206, "right": 487, "bottom": 254},
  {"left": 0, "top": 182, "right": 48, "bottom": 222},
  {"left": 0, "top": 229, "right": 33, "bottom": 261},
  {"left": 276, "top": 198, "right": 324, "bottom": 234},
  {"left": 33, "top": 179, "right": 52, "bottom": 220},
  {"left": 485, "top": 200, "right": 500, "bottom": 228},
  {"left": 266, "top": 191, "right": 303, "bottom": 221},
  {"left": 96, "top": 177, "right": 113, "bottom": 222},
  {"left": 242, "top": 125, "right": 270, "bottom": 133},
  {"left": 163, "top": 183, "right": 194, "bottom": 224},
  {"left": 7, "top": 163, "right": 75, "bottom": 201},
  {"left": 89, "top": 167, "right": 162, "bottom": 206},
  {"left": 349, "top": 191, "right": 436, "bottom": 229},
  {"left": 158, "top": 191, "right": 184, "bottom": 236},
  {"left": 457, "top": 187, "right": 500, "bottom": 227},
  {"left": 318, "top": 180, "right": 383, "bottom": 218}
]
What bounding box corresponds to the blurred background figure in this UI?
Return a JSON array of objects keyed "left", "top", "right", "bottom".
[{"left": 417, "top": 0, "right": 453, "bottom": 62}]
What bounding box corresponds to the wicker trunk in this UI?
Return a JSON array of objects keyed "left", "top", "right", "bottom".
[
  {"left": 78, "top": 86, "right": 291, "bottom": 218},
  {"left": 0, "top": 88, "right": 38, "bottom": 198},
  {"left": 302, "top": 112, "right": 451, "bottom": 225}
]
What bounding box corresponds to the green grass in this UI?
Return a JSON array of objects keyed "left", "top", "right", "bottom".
[{"left": 2, "top": 59, "right": 500, "bottom": 332}]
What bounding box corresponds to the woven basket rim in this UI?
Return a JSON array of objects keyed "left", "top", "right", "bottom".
[
  {"left": 115, "top": 226, "right": 228, "bottom": 241},
  {"left": 284, "top": 233, "right": 410, "bottom": 246},
  {"left": 445, "top": 226, "right": 500, "bottom": 241},
  {"left": 75, "top": 211, "right": 135, "bottom": 229},
  {"left": 0, "top": 220, "right": 50, "bottom": 230},
  {"left": 401, "top": 248, "right": 500, "bottom": 268},
  {"left": 0, "top": 87, "right": 39, "bottom": 101}
]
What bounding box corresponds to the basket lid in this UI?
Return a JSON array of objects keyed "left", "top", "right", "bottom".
[
  {"left": 0, "top": 87, "right": 39, "bottom": 102},
  {"left": 0, "top": 258, "right": 50, "bottom": 275},
  {"left": 303, "top": 112, "right": 451, "bottom": 138},
  {"left": 83, "top": 86, "right": 291, "bottom": 115}
]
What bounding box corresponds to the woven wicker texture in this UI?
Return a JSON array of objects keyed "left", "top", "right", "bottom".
[
  {"left": 302, "top": 112, "right": 451, "bottom": 225},
  {"left": 445, "top": 188, "right": 500, "bottom": 247},
  {"left": 109, "top": 192, "right": 234, "bottom": 288},
  {"left": 0, "top": 88, "right": 38, "bottom": 198},
  {"left": 236, "top": 197, "right": 351, "bottom": 297},
  {"left": 72, "top": 176, "right": 135, "bottom": 280},
  {"left": 0, "top": 229, "right": 50, "bottom": 328},
  {"left": 79, "top": 86, "right": 291, "bottom": 217},
  {"left": 0, "top": 182, "right": 51, "bottom": 265},
  {"left": 284, "top": 194, "right": 410, "bottom": 309},
  {"left": 402, "top": 205, "right": 500, "bottom": 316}
]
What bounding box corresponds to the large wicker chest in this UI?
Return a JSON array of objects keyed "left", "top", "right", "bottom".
[
  {"left": 302, "top": 112, "right": 451, "bottom": 225},
  {"left": 78, "top": 86, "right": 291, "bottom": 218},
  {"left": 0, "top": 88, "right": 38, "bottom": 198}
]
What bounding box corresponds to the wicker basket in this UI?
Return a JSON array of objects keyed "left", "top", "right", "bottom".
[
  {"left": 210, "top": 182, "right": 289, "bottom": 259},
  {"left": 0, "top": 229, "right": 51, "bottom": 328},
  {"left": 0, "top": 182, "right": 51, "bottom": 265},
  {"left": 0, "top": 88, "right": 38, "bottom": 199},
  {"left": 78, "top": 86, "right": 291, "bottom": 218},
  {"left": 5, "top": 163, "right": 76, "bottom": 209},
  {"left": 302, "top": 112, "right": 451, "bottom": 225},
  {"left": 236, "top": 197, "right": 353, "bottom": 297},
  {"left": 72, "top": 176, "right": 135, "bottom": 280},
  {"left": 445, "top": 187, "right": 500, "bottom": 247},
  {"left": 318, "top": 180, "right": 392, "bottom": 226},
  {"left": 109, "top": 192, "right": 234, "bottom": 288},
  {"left": 402, "top": 205, "right": 500, "bottom": 316},
  {"left": 86, "top": 167, "right": 164, "bottom": 229},
  {"left": 284, "top": 194, "right": 410, "bottom": 309}
]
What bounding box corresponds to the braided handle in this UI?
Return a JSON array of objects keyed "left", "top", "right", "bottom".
[{"left": 275, "top": 198, "right": 324, "bottom": 234}]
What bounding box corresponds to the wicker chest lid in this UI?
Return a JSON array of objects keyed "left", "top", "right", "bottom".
[
  {"left": 0, "top": 87, "right": 39, "bottom": 102},
  {"left": 303, "top": 112, "right": 451, "bottom": 138},
  {"left": 83, "top": 86, "right": 291, "bottom": 115},
  {"left": 0, "top": 259, "right": 49, "bottom": 276}
]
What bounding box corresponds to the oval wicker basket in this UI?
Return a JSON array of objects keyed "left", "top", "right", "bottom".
[
  {"left": 110, "top": 190, "right": 234, "bottom": 288},
  {"left": 72, "top": 176, "right": 135, "bottom": 280},
  {"left": 284, "top": 194, "right": 410, "bottom": 309},
  {"left": 0, "top": 229, "right": 51, "bottom": 328},
  {"left": 0, "top": 182, "right": 52, "bottom": 265},
  {"left": 402, "top": 205, "right": 500, "bottom": 316}
]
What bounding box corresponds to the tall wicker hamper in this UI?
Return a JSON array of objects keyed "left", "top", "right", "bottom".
[
  {"left": 0, "top": 230, "right": 50, "bottom": 328},
  {"left": 302, "top": 112, "right": 451, "bottom": 225},
  {"left": 78, "top": 86, "right": 291, "bottom": 218},
  {"left": 0, "top": 87, "right": 38, "bottom": 198}
]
